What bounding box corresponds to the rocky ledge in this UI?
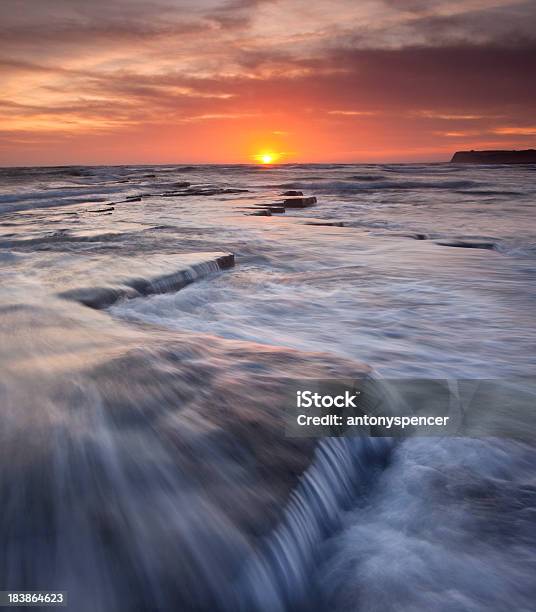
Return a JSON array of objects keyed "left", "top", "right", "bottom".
[
  {"left": 451, "top": 149, "right": 536, "bottom": 164},
  {"left": 57, "top": 252, "right": 235, "bottom": 309}
]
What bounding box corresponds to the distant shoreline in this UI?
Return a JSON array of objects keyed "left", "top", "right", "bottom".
[{"left": 451, "top": 149, "right": 536, "bottom": 164}]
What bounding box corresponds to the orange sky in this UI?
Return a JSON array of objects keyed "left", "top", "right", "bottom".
[{"left": 0, "top": 0, "right": 535, "bottom": 165}]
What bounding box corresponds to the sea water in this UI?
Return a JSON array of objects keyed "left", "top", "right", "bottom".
[{"left": 1, "top": 163, "right": 535, "bottom": 611}]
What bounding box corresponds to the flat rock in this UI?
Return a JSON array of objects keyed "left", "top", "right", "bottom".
[
  {"left": 435, "top": 239, "right": 496, "bottom": 250},
  {"left": 383, "top": 232, "right": 429, "bottom": 240},
  {"left": 112, "top": 197, "right": 141, "bottom": 203},
  {"left": 283, "top": 196, "right": 317, "bottom": 208},
  {"left": 248, "top": 210, "right": 272, "bottom": 216},
  {"left": 304, "top": 221, "right": 344, "bottom": 227},
  {"left": 158, "top": 187, "right": 248, "bottom": 198},
  {"left": 435, "top": 240, "right": 495, "bottom": 251},
  {"left": 0, "top": 299, "right": 372, "bottom": 610},
  {"left": 87, "top": 207, "right": 115, "bottom": 213},
  {"left": 282, "top": 190, "right": 303, "bottom": 196},
  {"left": 253, "top": 204, "right": 286, "bottom": 213},
  {"left": 161, "top": 191, "right": 189, "bottom": 197},
  {"left": 57, "top": 252, "right": 235, "bottom": 309},
  {"left": 183, "top": 188, "right": 224, "bottom": 196}
]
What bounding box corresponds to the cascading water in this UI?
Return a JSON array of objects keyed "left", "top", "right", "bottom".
[{"left": 234, "top": 437, "right": 393, "bottom": 612}]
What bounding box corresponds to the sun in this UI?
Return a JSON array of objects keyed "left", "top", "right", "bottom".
[{"left": 254, "top": 151, "right": 280, "bottom": 164}]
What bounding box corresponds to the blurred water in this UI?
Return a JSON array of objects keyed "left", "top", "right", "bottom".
[{"left": 1, "top": 163, "right": 536, "bottom": 611}]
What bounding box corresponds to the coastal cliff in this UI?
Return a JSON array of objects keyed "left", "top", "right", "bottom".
[{"left": 451, "top": 149, "right": 536, "bottom": 164}]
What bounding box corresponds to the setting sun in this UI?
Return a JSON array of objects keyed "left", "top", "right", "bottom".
[{"left": 254, "top": 151, "right": 280, "bottom": 164}]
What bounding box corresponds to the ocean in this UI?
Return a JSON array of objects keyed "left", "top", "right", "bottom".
[{"left": 1, "top": 163, "right": 536, "bottom": 611}]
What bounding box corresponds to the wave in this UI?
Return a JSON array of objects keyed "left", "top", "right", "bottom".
[
  {"left": 494, "top": 239, "right": 536, "bottom": 258},
  {"left": 322, "top": 437, "right": 536, "bottom": 612},
  {"left": 346, "top": 174, "right": 387, "bottom": 181},
  {"left": 273, "top": 179, "right": 480, "bottom": 192},
  {"left": 455, "top": 189, "right": 525, "bottom": 196},
  {"left": 0, "top": 165, "right": 97, "bottom": 179},
  {"left": 0, "top": 185, "right": 130, "bottom": 214}
]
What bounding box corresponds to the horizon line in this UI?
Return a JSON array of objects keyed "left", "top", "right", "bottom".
[{"left": 1, "top": 159, "right": 455, "bottom": 169}]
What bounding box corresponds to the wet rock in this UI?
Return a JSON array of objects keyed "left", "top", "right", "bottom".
[
  {"left": 283, "top": 196, "right": 317, "bottom": 208},
  {"left": 393, "top": 232, "right": 428, "bottom": 240},
  {"left": 88, "top": 207, "right": 115, "bottom": 213},
  {"left": 58, "top": 252, "right": 235, "bottom": 309},
  {"left": 248, "top": 210, "right": 272, "bottom": 216},
  {"left": 190, "top": 189, "right": 223, "bottom": 196},
  {"left": 160, "top": 187, "right": 247, "bottom": 198},
  {"left": 112, "top": 196, "right": 141, "bottom": 204},
  {"left": 0, "top": 299, "right": 372, "bottom": 611},
  {"left": 213, "top": 253, "right": 235, "bottom": 270},
  {"left": 254, "top": 203, "right": 285, "bottom": 213},
  {"left": 435, "top": 240, "right": 496, "bottom": 250},
  {"left": 57, "top": 286, "right": 125, "bottom": 309},
  {"left": 373, "top": 231, "right": 431, "bottom": 241},
  {"left": 249, "top": 206, "right": 285, "bottom": 214},
  {"left": 167, "top": 188, "right": 224, "bottom": 197},
  {"left": 282, "top": 190, "right": 303, "bottom": 196},
  {"left": 304, "top": 221, "right": 344, "bottom": 227}
]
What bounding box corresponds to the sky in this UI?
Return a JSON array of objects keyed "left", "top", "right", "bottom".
[{"left": 0, "top": 0, "right": 535, "bottom": 165}]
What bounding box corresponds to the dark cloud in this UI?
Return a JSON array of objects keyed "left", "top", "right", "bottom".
[
  {"left": 0, "top": 17, "right": 210, "bottom": 58},
  {"left": 402, "top": 1, "right": 536, "bottom": 46}
]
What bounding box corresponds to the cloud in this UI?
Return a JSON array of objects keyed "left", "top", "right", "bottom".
[
  {"left": 435, "top": 130, "right": 483, "bottom": 137},
  {"left": 327, "top": 110, "right": 377, "bottom": 116},
  {"left": 493, "top": 126, "right": 536, "bottom": 135},
  {"left": 400, "top": 0, "right": 536, "bottom": 47},
  {"left": 416, "top": 111, "right": 489, "bottom": 120},
  {"left": 178, "top": 112, "right": 260, "bottom": 122}
]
